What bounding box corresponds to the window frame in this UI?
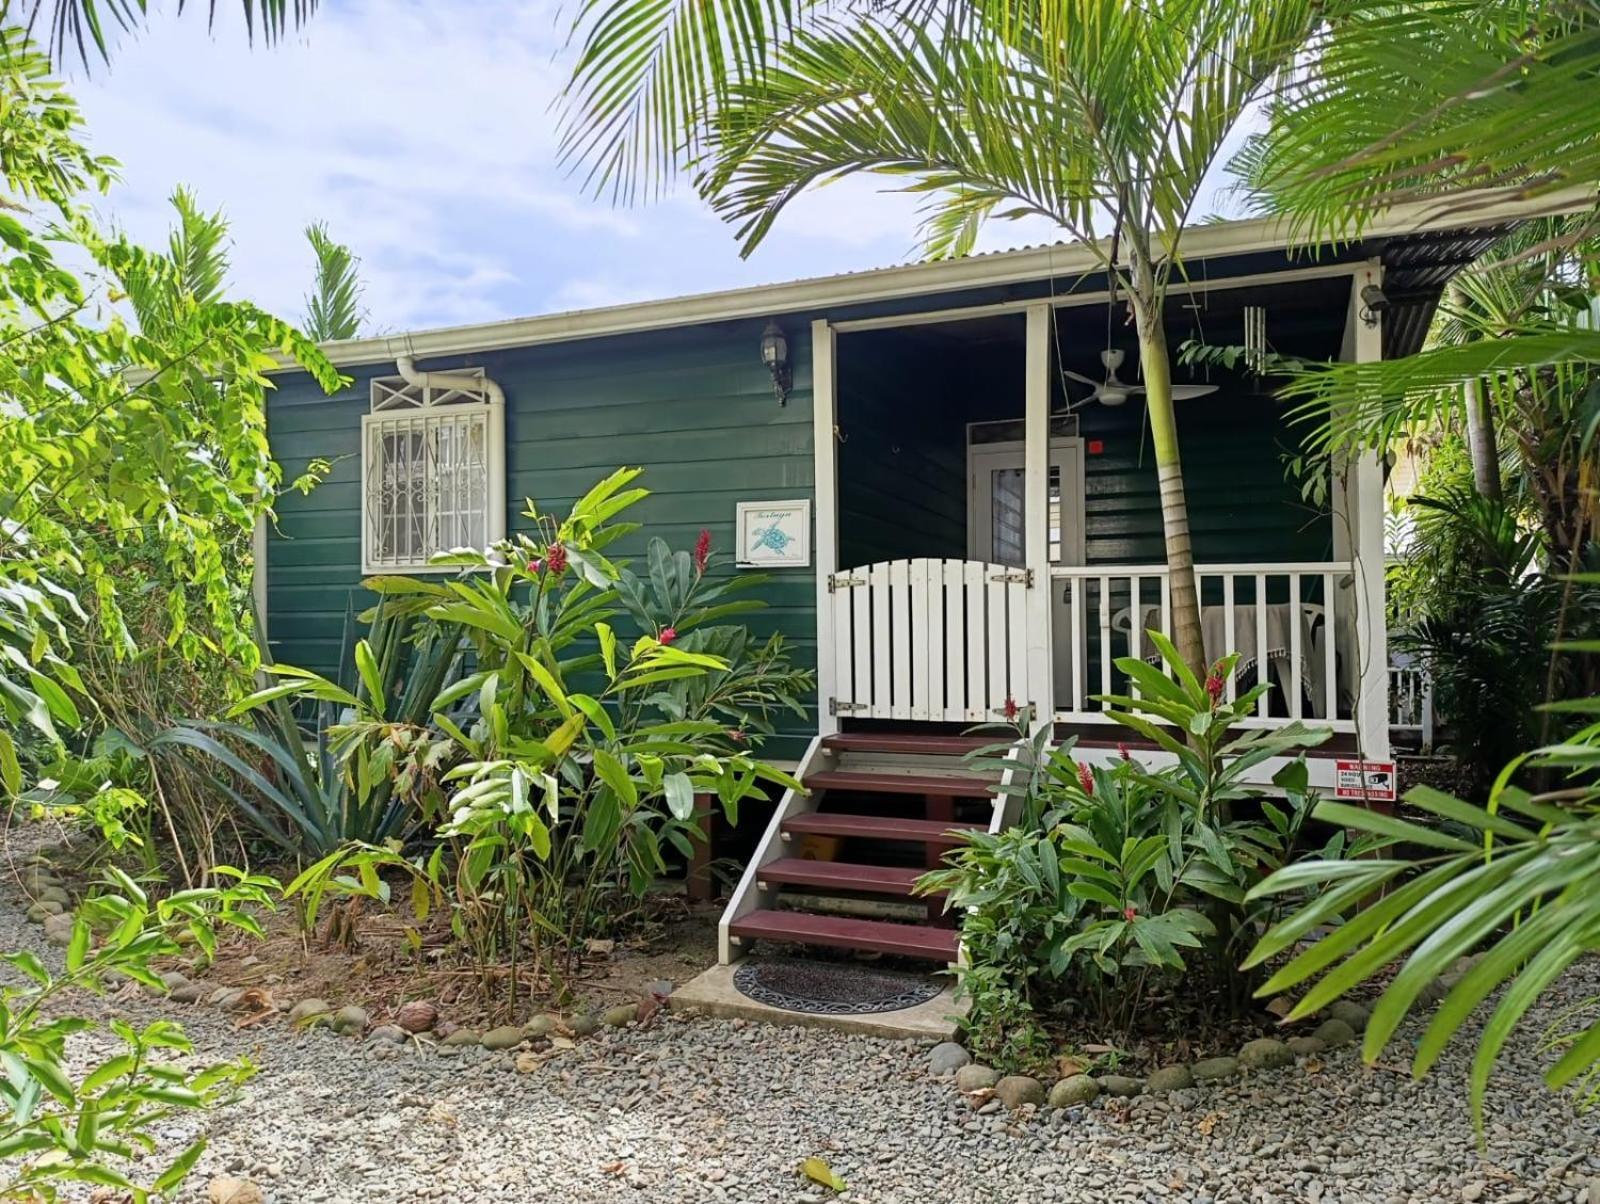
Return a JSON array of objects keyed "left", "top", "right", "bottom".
[{"left": 360, "top": 373, "right": 505, "bottom": 575}]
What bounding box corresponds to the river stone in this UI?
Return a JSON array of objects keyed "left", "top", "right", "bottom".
[
  {"left": 44, "top": 917, "right": 73, "bottom": 945},
  {"left": 601, "top": 1004, "right": 636, "bottom": 1028},
  {"left": 171, "top": 982, "right": 207, "bottom": 1003},
  {"left": 482, "top": 1025, "right": 527, "bottom": 1051},
  {"left": 332, "top": 1005, "right": 369, "bottom": 1035},
  {"left": 569, "top": 1013, "right": 599, "bottom": 1037},
  {"left": 993, "top": 1075, "right": 1046, "bottom": 1110},
  {"left": 1191, "top": 1056, "right": 1240, "bottom": 1082},
  {"left": 524, "top": 1014, "right": 558, "bottom": 1039},
  {"left": 440, "top": 1029, "right": 481, "bottom": 1047},
  {"left": 1048, "top": 1074, "right": 1100, "bottom": 1108},
  {"left": 368, "top": 1024, "right": 407, "bottom": 1044},
  {"left": 1239, "top": 1037, "right": 1294, "bottom": 1070},
  {"left": 1096, "top": 1074, "right": 1144, "bottom": 1098},
  {"left": 954, "top": 1064, "right": 1000, "bottom": 1092},
  {"left": 25, "top": 901, "right": 63, "bottom": 921},
  {"left": 1328, "top": 1000, "right": 1370, "bottom": 1031},
  {"left": 288, "top": 998, "right": 332, "bottom": 1024},
  {"left": 1145, "top": 1065, "right": 1194, "bottom": 1093},
  {"left": 1287, "top": 1035, "right": 1326, "bottom": 1057},
  {"left": 37, "top": 885, "right": 70, "bottom": 906},
  {"left": 1313, "top": 1018, "right": 1357, "bottom": 1048},
  {"left": 928, "top": 1042, "right": 971, "bottom": 1077}
]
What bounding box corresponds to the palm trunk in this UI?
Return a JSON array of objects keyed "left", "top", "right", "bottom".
[
  {"left": 1462, "top": 375, "right": 1500, "bottom": 500},
  {"left": 1131, "top": 293, "right": 1206, "bottom": 680}
]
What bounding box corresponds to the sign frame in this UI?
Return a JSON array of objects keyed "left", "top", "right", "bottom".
[
  {"left": 1334, "top": 759, "right": 1397, "bottom": 802},
  {"left": 734, "top": 499, "right": 812, "bottom": 569}
]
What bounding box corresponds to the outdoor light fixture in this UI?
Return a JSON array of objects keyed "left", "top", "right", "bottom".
[
  {"left": 1359, "top": 283, "right": 1390, "bottom": 328},
  {"left": 760, "top": 320, "right": 791, "bottom": 405}
]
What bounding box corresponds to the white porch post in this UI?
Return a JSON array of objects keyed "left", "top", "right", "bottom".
[
  {"left": 1341, "top": 264, "right": 1391, "bottom": 761},
  {"left": 812, "top": 318, "right": 840, "bottom": 737},
  {"left": 1024, "top": 304, "right": 1055, "bottom": 725}
]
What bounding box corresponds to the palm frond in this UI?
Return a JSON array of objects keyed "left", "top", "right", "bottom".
[
  {"left": 302, "top": 221, "right": 364, "bottom": 343},
  {"left": 14, "top": 0, "right": 319, "bottom": 66},
  {"left": 1233, "top": 1, "right": 1600, "bottom": 235}
]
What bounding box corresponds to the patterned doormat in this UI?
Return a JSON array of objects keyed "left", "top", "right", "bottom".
[{"left": 732, "top": 957, "right": 943, "bottom": 1015}]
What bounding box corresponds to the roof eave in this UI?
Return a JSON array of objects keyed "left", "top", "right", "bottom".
[{"left": 293, "top": 184, "right": 1596, "bottom": 371}]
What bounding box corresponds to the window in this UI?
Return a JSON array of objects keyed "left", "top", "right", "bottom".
[{"left": 361, "top": 372, "right": 504, "bottom": 573}]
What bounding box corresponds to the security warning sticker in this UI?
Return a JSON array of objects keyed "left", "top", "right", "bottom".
[{"left": 1334, "top": 760, "right": 1397, "bottom": 802}]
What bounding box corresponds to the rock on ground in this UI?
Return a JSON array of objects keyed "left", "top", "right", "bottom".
[{"left": 3, "top": 827, "right": 1598, "bottom": 1203}]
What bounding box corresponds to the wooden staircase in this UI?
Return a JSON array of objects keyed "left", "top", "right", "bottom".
[{"left": 721, "top": 732, "right": 1010, "bottom": 966}]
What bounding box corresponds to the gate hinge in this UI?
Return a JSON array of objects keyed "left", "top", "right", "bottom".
[
  {"left": 828, "top": 573, "right": 867, "bottom": 592},
  {"left": 989, "top": 568, "right": 1034, "bottom": 587},
  {"left": 828, "top": 698, "right": 869, "bottom": 715}
]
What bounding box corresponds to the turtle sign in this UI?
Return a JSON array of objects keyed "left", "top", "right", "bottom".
[{"left": 735, "top": 500, "right": 811, "bottom": 568}]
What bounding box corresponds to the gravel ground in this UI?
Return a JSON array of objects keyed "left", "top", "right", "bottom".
[{"left": 6, "top": 883, "right": 1600, "bottom": 1203}]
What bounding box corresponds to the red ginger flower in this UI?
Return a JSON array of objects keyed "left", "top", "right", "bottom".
[
  {"left": 526, "top": 559, "right": 542, "bottom": 574},
  {"left": 1076, "top": 761, "right": 1095, "bottom": 795},
  {"left": 1123, "top": 905, "right": 1138, "bottom": 922},
  {"left": 1117, "top": 742, "right": 1132, "bottom": 762},
  {"left": 694, "top": 528, "right": 712, "bottom": 574},
  {"left": 659, "top": 626, "right": 677, "bottom": 645},
  {"left": 1204, "top": 660, "right": 1225, "bottom": 707},
  {"left": 544, "top": 543, "right": 568, "bottom": 576},
  {"left": 1002, "top": 695, "right": 1019, "bottom": 722}
]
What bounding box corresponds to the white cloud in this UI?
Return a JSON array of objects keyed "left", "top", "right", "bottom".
[{"left": 67, "top": 2, "right": 1256, "bottom": 335}]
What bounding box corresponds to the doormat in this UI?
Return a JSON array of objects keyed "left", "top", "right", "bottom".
[{"left": 732, "top": 958, "right": 943, "bottom": 1015}]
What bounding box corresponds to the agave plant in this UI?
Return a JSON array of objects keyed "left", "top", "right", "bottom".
[{"left": 152, "top": 605, "right": 465, "bottom": 857}]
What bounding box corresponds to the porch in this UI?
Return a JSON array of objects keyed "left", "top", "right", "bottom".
[
  {"left": 812, "top": 266, "right": 1392, "bottom": 784},
  {"left": 719, "top": 263, "right": 1393, "bottom": 967}
]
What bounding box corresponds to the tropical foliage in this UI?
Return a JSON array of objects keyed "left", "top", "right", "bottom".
[
  {"left": 1248, "top": 656, "right": 1600, "bottom": 1130},
  {"left": 0, "top": 863, "right": 275, "bottom": 1201},
  {"left": 923, "top": 637, "right": 1349, "bottom": 1068}
]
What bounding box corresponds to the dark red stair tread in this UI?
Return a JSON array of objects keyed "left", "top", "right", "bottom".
[
  {"left": 728, "top": 909, "right": 960, "bottom": 961},
  {"left": 782, "top": 813, "right": 982, "bottom": 845},
  {"left": 822, "top": 732, "right": 996, "bottom": 756},
  {"left": 758, "top": 857, "right": 939, "bottom": 897},
  {"left": 803, "top": 770, "right": 998, "bottom": 798}
]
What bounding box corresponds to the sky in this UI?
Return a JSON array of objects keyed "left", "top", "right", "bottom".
[{"left": 69, "top": 0, "right": 1248, "bottom": 337}]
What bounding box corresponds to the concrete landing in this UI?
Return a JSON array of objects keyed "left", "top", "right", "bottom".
[{"left": 670, "top": 961, "right": 967, "bottom": 1041}]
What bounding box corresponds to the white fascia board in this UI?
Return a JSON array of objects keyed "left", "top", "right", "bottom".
[{"left": 291, "top": 184, "right": 1596, "bottom": 372}]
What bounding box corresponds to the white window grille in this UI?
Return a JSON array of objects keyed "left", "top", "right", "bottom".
[{"left": 361, "top": 371, "right": 504, "bottom": 573}]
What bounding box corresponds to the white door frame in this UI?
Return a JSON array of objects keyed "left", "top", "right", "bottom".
[{"left": 966, "top": 437, "right": 1087, "bottom": 567}]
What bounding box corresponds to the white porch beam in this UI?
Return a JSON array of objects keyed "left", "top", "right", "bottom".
[
  {"left": 811, "top": 319, "right": 840, "bottom": 736},
  {"left": 1343, "top": 264, "right": 1391, "bottom": 762},
  {"left": 1024, "top": 305, "right": 1054, "bottom": 725}
]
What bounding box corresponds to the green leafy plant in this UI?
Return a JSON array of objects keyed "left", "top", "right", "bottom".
[
  {"left": 1247, "top": 661, "right": 1600, "bottom": 1130},
  {"left": 266, "top": 472, "right": 807, "bottom": 1004},
  {"left": 0, "top": 864, "right": 274, "bottom": 1202}
]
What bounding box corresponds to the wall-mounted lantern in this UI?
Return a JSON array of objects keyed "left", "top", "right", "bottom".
[{"left": 760, "top": 320, "right": 791, "bottom": 406}]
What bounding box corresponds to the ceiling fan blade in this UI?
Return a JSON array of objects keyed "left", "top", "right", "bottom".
[
  {"left": 1124, "top": 383, "right": 1220, "bottom": 400},
  {"left": 1060, "top": 368, "right": 1101, "bottom": 388}
]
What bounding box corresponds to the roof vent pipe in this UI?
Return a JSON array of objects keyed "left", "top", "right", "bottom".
[{"left": 394, "top": 354, "right": 504, "bottom": 407}]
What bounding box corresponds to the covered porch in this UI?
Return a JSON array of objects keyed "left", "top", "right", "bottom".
[{"left": 810, "top": 266, "right": 1391, "bottom": 788}]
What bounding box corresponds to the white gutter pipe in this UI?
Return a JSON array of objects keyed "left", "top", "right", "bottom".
[{"left": 394, "top": 354, "right": 505, "bottom": 407}]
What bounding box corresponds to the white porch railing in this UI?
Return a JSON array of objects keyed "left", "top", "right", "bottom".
[
  {"left": 1389, "top": 658, "right": 1435, "bottom": 753},
  {"left": 828, "top": 558, "right": 1033, "bottom": 722},
  {"left": 1050, "top": 562, "right": 1357, "bottom": 732}
]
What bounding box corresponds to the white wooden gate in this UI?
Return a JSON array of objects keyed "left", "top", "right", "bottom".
[{"left": 828, "top": 558, "right": 1033, "bottom": 722}]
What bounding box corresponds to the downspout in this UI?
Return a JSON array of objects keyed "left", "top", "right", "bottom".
[
  {"left": 394, "top": 355, "right": 507, "bottom": 549},
  {"left": 395, "top": 355, "right": 505, "bottom": 408}
]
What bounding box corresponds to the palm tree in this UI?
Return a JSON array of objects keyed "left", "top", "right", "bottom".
[
  {"left": 11, "top": 0, "right": 317, "bottom": 64},
  {"left": 561, "top": 0, "right": 1337, "bottom": 677},
  {"left": 302, "top": 221, "right": 365, "bottom": 342}
]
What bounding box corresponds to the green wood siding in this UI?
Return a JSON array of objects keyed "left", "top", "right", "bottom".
[{"left": 265, "top": 319, "right": 818, "bottom": 762}]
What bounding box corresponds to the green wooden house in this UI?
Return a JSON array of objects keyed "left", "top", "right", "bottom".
[{"left": 259, "top": 189, "right": 1579, "bottom": 965}]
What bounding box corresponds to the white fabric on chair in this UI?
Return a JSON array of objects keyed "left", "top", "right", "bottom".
[{"left": 1131, "top": 603, "right": 1327, "bottom": 718}]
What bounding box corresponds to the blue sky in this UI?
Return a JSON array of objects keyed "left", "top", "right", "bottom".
[{"left": 70, "top": 1, "right": 1244, "bottom": 336}]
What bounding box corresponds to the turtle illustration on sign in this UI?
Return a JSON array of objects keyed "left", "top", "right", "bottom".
[{"left": 749, "top": 520, "right": 795, "bottom": 557}]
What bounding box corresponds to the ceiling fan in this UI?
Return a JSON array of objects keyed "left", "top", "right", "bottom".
[{"left": 1062, "top": 349, "right": 1219, "bottom": 407}]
